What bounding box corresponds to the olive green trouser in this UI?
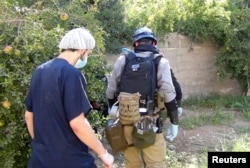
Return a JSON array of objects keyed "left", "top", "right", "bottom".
[{"left": 123, "top": 126, "right": 166, "bottom": 168}]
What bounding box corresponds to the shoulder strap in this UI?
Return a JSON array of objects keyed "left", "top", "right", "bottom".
[
  {"left": 123, "top": 51, "right": 136, "bottom": 68},
  {"left": 125, "top": 51, "right": 136, "bottom": 61},
  {"left": 153, "top": 54, "right": 163, "bottom": 74},
  {"left": 153, "top": 54, "right": 163, "bottom": 89}
]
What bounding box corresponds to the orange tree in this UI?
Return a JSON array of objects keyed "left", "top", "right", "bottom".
[{"left": 0, "top": 0, "right": 109, "bottom": 167}]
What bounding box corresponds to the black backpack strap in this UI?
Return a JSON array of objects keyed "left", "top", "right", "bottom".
[
  {"left": 124, "top": 51, "right": 136, "bottom": 65},
  {"left": 153, "top": 54, "right": 163, "bottom": 88}
]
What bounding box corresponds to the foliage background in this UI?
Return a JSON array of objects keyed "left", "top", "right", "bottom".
[
  {"left": 122, "top": 0, "right": 250, "bottom": 93},
  {"left": 0, "top": 0, "right": 108, "bottom": 167},
  {"left": 0, "top": 0, "right": 249, "bottom": 167}
]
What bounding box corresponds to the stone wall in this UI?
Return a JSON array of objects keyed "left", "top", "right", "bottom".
[{"left": 106, "top": 32, "right": 242, "bottom": 99}]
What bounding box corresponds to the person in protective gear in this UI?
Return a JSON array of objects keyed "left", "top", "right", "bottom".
[{"left": 106, "top": 26, "right": 179, "bottom": 168}]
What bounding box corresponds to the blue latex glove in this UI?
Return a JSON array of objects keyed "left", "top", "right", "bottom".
[
  {"left": 166, "top": 123, "right": 179, "bottom": 142},
  {"left": 178, "top": 107, "right": 183, "bottom": 117}
]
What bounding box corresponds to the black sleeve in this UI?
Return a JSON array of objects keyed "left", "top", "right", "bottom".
[
  {"left": 171, "top": 69, "right": 182, "bottom": 100},
  {"left": 108, "top": 98, "right": 118, "bottom": 108},
  {"left": 165, "top": 99, "right": 179, "bottom": 125}
]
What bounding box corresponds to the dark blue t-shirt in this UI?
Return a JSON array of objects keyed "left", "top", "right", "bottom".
[{"left": 25, "top": 58, "right": 96, "bottom": 168}]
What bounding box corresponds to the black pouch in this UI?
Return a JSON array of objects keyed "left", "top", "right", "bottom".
[{"left": 105, "top": 119, "right": 128, "bottom": 153}]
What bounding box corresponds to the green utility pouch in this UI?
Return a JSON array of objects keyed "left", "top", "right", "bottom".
[
  {"left": 105, "top": 119, "right": 128, "bottom": 153},
  {"left": 132, "top": 116, "right": 156, "bottom": 149}
]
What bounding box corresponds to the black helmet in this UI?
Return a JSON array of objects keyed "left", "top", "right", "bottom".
[{"left": 132, "top": 27, "right": 157, "bottom": 47}]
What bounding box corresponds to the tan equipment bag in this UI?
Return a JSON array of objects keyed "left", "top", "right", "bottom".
[
  {"left": 105, "top": 119, "right": 128, "bottom": 153},
  {"left": 118, "top": 92, "right": 141, "bottom": 125},
  {"left": 156, "top": 90, "right": 167, "bottom": 121}
]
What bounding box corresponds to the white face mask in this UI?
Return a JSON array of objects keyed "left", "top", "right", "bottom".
[{"left": 75, "top": 57, "right": 88, "bottom": 69}]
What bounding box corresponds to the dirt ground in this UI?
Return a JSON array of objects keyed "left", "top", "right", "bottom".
[
  {"left": 92, "top": 108, "right": 250, "bottom": 168},
  {"left": 169, "top": 109, "right": 248, "bottom": 153}
]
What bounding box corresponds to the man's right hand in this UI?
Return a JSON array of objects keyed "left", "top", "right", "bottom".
[
  {"left": 166, "top": 123, "right": 179, "bottom": 142},
  {"left": 178, "top": 107, "right": 183, "bottom": 117},
  {"left": 99, "top": 150, "right": 114, "bottom": 168}
]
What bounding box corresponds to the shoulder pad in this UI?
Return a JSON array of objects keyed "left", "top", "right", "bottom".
[
  {"left": 154, "top": 53, "right": 163, "bottom": 59},
  {"left": 125, "top": 52, "right": 136, "bottom": 61}
]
